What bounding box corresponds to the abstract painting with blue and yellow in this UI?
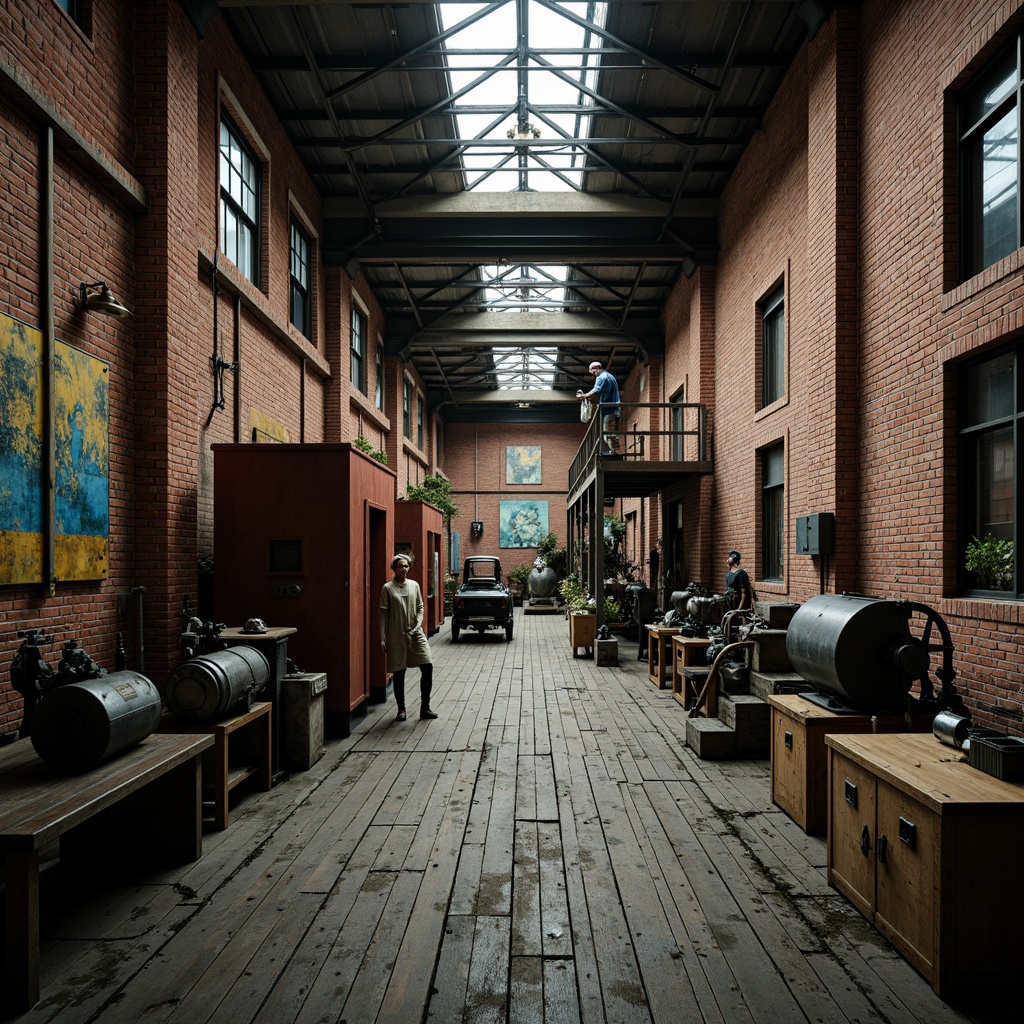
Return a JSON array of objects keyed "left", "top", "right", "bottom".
[{"left": 0, "top": 311, "right": 109, "bottom": 584}]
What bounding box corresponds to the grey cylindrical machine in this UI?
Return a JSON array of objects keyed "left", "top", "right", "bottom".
[
  {"left": 786, "top": 594, "right": 931, "bottom": 709},
  {"left": 165, "top": 645, "right": 270, "bottom": 720},
  {"left": 31, "top": 672, "right": 163, "bottom": 771}
]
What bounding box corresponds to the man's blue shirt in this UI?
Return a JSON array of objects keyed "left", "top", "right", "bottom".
[{"left": 594, "top": 370, "right": 620, "bottom": 416}]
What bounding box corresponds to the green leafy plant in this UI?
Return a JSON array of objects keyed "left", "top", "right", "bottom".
[
  {"left": 965, "top": 534, "right": 1014, "bottom": 590},
  {"left": 536, "top": 532, "right": 567, "bottom": 580},
  {"left": 407, "top": 474, "right": 458, "bottom": 526},
  {"left": 506, "top": 563, "right": 531, "bottom": 588},
  {"left": 602, "top": 596, "right": 625, "bottom": 622},
  {"left": 352, "top": 435, "right": 388, "bottom": 465},
  {"left": 558, "top": 573, "right": 587, "bottom": 612}
]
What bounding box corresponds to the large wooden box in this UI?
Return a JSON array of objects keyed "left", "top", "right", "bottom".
[
  {"left": 826, "top": 733, "right": 1024, "bottom": 997},
  {"left": 569, "top": 614, "right": 596, "bottom": 657},
  {"left": 768, "top": 694, "right": 932, "bottom": 834}
]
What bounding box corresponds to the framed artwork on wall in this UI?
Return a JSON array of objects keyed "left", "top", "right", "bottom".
[
  {"left": 0, "top": 310, "right": 109, "bottom": 584},
  {"left": 506, "top": 445, "right": 541, "bottom": 484},
  {"left": 499, "top": 500, "right": 548, "bottom": 548}
]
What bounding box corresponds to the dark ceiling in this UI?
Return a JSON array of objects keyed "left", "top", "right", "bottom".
[{"left": 199, "top": 0, "right": 834, "bottom": 417}]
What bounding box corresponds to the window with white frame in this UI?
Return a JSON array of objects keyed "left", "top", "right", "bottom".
[
  {"left": 219, "top": 115, "right": 260, "bottom": 285},
  {"left": 289, "top": 218, "right": 311, "bottom": 338},
  {"left": 351, "top": 304, "right": 367, "bottom": 393},
  {"left": 403, "top": 380, "right": 412, "bottom": 438},
  {"left": 417, "top": 395, "right": 424, "bottom": 449},
  {"left": 761, "top": 443, "right": 785, "bottom": 581},
  {"left": 375, "top": 346, "right": 384, "bottom": 410},
  {"left": 760, "top": 285, "right": 785, "bottom": 407}
]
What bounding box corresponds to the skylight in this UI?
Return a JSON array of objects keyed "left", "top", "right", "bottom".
[{"left": 439, "top": 1, "right": 608, "bottom": 388}]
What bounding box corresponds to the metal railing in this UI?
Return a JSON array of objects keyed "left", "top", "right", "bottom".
[{"left": 568, "top": 402, "right": 708, "bottom": 493}]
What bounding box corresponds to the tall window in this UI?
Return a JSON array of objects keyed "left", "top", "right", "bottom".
[
  {"left": 403, "top": 381, "right": 412, "bottom": 438},
  {"left": 761, "top": 286, "right": 785, "bottom": 407},
  {"left": 960, "top": 36, "right": 1021, "bottom": 280},
  {"left": 960, "top": 346, "right": 1019, "bottom": 594},
  {"left": 761, "top": 444, "right": 785, "bottom": 580},
  {"left": 417, "top": 395, "right": 424, "bottom": 449},
  {"left": 351, "top": 306, "right": 367, "bottom": 393},
  {"left": 670, "top": 388, "right": 685, "bottom": 460},
  {"left": 219, "top": 116, "right": 260, "bottom": 285},
  {"left": 289, "top": 219, "right": 311, "bottom": 338},
  {"left": 375, "top": 347, "right": 384, "bottom": 410}
]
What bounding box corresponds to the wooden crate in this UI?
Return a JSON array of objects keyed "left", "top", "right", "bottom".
[
  {"left": 826, "top": 733, "right": 1024, "bottom": 997},
  {"left": 569, "top": 614, "right": 596, "bottom": 658},
  {"left": 767, "top": 694, "right": 932, "bottom": 835}
]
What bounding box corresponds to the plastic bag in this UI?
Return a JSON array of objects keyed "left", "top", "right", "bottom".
[{"left": 580, "top": 398, "right": 593, "bottom": 423}]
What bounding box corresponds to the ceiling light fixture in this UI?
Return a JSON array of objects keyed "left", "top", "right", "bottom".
[
  {"left": 79, "top": 281, "right": 132, "bottom": 318},
  {"left": 506, "top": 122, "right": 541, "bottom": 140}
]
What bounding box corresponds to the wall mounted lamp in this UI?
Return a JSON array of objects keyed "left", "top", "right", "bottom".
[
  {"left": 471, "top": 521, "right": 484, "bottom": 538},
  {"left": 80, "top": 281, "right": 132, "bottom": 318}
]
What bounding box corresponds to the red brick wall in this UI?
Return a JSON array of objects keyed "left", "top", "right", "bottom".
[
  {"left": 443, "top": 420, "right": 586, "bottom": 581},
  {"left": 0, "top": 2, "right": 141, "bottom": 733}
]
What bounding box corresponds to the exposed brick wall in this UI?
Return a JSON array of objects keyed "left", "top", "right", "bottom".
[{"left": 443, "top": 420, "right": 586, "bottom": 581}]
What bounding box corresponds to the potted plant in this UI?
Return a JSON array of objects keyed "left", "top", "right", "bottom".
[
  {"left": 506, "top": 563, "right": 531, "bottom": 604},
  {"left": 965, "top": 534, "right": 1014, "bottom": 591},
  {"left": 602, "top": 595, "right": 626, "bottom": 630},
  {"left": 561, "top": 573, "right": 596, "bottom": 656}
]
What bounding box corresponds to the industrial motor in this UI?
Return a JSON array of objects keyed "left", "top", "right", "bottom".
[
  {"left": 165, "top": 645, "right": 270, "bottom": 720},
  {"left": 31, "top": 671, "right": 163, "bottom": 771},
  {"left": 786, "top": 593, "right": 938, "bottom": 710}
]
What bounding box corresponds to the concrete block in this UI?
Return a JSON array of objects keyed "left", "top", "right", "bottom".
[
  {"left": 596, "top": 638, "right": 618, "bottom": 667},
  {"left": 754, "top": 600, "right": 800, "bottom": 629},
  {"left": 749, "top": 670, "right": 815, "bottom": 702},
  {"left": 720, "top": 694, "right": 770, "bottom": 757},
  {"left": 752, "top": 629, "right": 793, "bottom": 672},
  {"left": 685, "top": 717, "right": 736, "bottom": 759}
]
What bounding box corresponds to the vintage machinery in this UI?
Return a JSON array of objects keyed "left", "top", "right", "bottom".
[
  {"left": 786, "top": 593, "right": 961, "bottom": 713},
  {"left": 9, "top": 630, "right": 108, "bottom": 738},
  {"left": 663, "top": 582, "right": 728, "bottom": 638},
  {"left": 30, "top": 672, "right": 163, "bottom": 771},
  {"left": 165, "top": 645, "right": 270, "bottom": 721}
]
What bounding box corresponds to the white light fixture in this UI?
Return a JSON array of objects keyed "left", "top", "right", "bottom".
[
  {"left": 80, "top": 281, "right": 131, "bottom": 318},
  {"left": 506, "top": 123, "right": 541, "bottom": 140}
]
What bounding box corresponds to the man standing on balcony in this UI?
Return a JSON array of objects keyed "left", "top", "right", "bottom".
[{"left": 577, "top": 361, "right": 621, "bottom": 455}]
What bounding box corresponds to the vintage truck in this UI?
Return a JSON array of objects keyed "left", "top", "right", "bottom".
[{"left": 450, "top": 556, "right": 515, "bottom": 642}]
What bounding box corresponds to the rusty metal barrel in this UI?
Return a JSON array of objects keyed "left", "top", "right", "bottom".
[
  {"left": 165, "top": 645, "right": 269, "bottom": 721},
  {"left": 786, "top": 593, "right": 931, "bottom": 709},
  {"left": 31, "top": 672, "right": 163, "bottom": 771}
]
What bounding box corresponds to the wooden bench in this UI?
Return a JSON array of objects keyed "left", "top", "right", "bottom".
[
  {"left": 0, "top": 732, "right": 212, "bottom": 1013},
  {"left": 157, "top": 701, "right": 273, "bottom": 830}
]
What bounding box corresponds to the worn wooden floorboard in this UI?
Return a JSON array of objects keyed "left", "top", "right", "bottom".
[{"left": 13, "top": 612, "right": 997, "bottom": 1024}]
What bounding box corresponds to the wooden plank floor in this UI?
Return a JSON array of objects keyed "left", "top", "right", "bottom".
[{"left": 8, "top": 612, "right": 1013, "bottom": 1024}]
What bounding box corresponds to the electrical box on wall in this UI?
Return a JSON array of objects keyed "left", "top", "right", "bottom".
[{"left": 795, "top": 513, "right": 835, "bottom": 556}]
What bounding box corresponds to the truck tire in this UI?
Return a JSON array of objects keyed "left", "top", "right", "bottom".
[
  {"left": 505, "top": 618, "right": 513, "bottom": 642},
  {"left": 452, "top": 621, "right": 460, "bottom": 642}
]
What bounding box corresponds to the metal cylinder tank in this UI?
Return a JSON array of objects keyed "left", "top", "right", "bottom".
[
  {"left": 165, "top": 645, "right": 269, "bottom": 721},
  {"left": 786, "top": 594, "right": 931, "bottom": 709},
  {"left": 31, "top": 672, "right": 163, "bottom": 771}
]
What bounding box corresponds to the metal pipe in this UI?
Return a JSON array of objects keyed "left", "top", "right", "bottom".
[
  {"left": 130, "top": 586, "right": 148, "bottom": 671},
  {"left": 42, "top": 126, "right": 56, "bottom": 596}
]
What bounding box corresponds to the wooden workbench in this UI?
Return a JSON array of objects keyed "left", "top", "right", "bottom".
[{"left": 0, "top": 732, "right": 212, "bottom": 1013}]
